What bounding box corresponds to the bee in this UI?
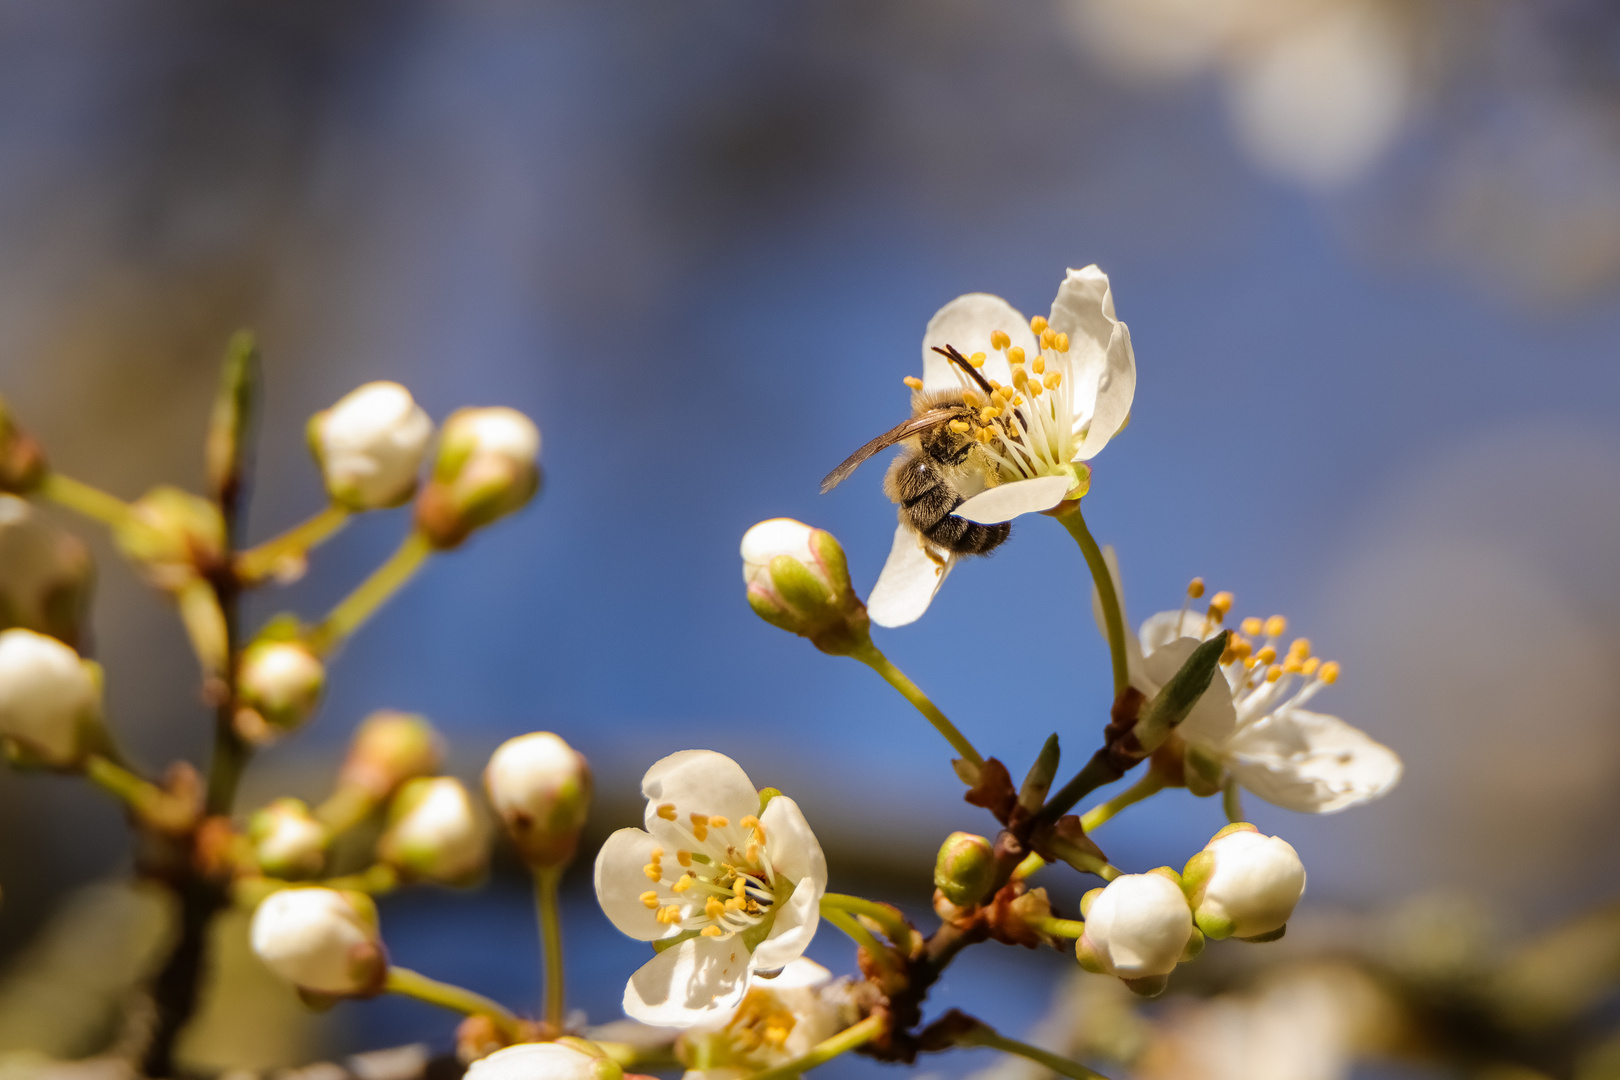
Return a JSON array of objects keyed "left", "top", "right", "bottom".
[{"left": 821, "top": 345, "right": 1012, "bottom": 556}]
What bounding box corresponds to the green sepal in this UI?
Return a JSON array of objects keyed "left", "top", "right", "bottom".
[
  {"left": 1134, "top": 632, "right": 1231, "bottom": 753},
  {"left": 1181, "top": 927, "right": 1206, "bottom": 962},
  {"left": 1017, "top": 734, "right": 1061, "bottom": 813},
  {"left": 1146, "top": 865, "right": 1182, "bottom": 886},
  {"left": 758, "top": 787, "right": 781, "bottom": 812},
  {"left": 1180, "top": 851, "right": 1214, "bottom": 902},
  {"left": 769, "top": 554, "right": 832, "bottom": 614},
  {"left": 1079, "top": 887, "right": 1105, "bottom": 920},
  {"left": 1074, "top": 937, "right": 1105, "bottom": 974},
  {"left": 747, "top": 589, "right": 801, "bottom": 634},
  {"left": 1210, "top": 821, "right": 1258, "bottom": 842},
  {"left": 1239, "top": 924, "right": 1287, "bottom": 944},
  {"left": 1121, "top": 974, "right": 1170, "bottom": 998},
  {"left": 1184, "top": 744, "right": 1224, "bottom": 797},
  {"left": 808, "top": 529, "right": 852, "bottom": 596},
  {"left": 1195, "top": 909, "right": 1235, "bottom": 941}
]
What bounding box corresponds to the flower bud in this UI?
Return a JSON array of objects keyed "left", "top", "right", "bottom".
[
  {"left": 248, "top": 798, "right": 331, "bottom": 879},
  {"left": 934, "top": 831, "right": 996, "bottom": 907},
  {"left": 485, "top": 732, "right": 591, "bottom": 869},
  {"left": 308, "top": 381, "right": 434, "bottom": 511},
  {"left": 338, "top": 710, "right": 444, "bottom": 801},
  {"left": 249, "top": 887, "right": 387, "bottom": 996},
  {"left": 0, "top": 628, "right": 103, "bottom": 768},
  {"left": 465, "top": 1040, "right": 623, "bottom": 1080},
  {"left": 0, "top": 396, "right": 47, "bottom": 493},
  {"left": 236, "top": 640, "right": 326, "bottom": 740},
  {"left": 741, "top": 519, "right": 869, "bottom": 655},
  {"left": 0, "top": 496, "right": 93, "bottom": 647},
  {"left": 1181, "top": 823, "right": 1306, "bottom": 942},
  {"left": 377, "top": 776, "right": 491, "bottom": 886},
  {"left": 113, "top": 486, "right": 226, "bottom": 591},
  {"left": 1075, "top": 870, "right": 1195, "bottom": 991},
  {"left": 414, "top": 407, "right": 540, "bottom": 549}
]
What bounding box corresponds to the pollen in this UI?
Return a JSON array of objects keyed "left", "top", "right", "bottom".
[
  {"left": 1044, "top": 372, "right": 1062, "bottom": 389},
  {"left": 676, "top": 850, "right": 692, "bottom": 867},
  {"left": 1029, "top": 381, "right": 1044, "bottom": 396},
  {"left": 709, "top": 816, "right": 729, "bottom": 829},
  {"left": 657, "top": 804, "right": 677, "bottom": 821},
  {"left": 1241, "top": 617, "right": 1263, "bottom": 637},
  {"left": 1040, "top": 328, "right": 1056, "bottom": 350},
  {"left": 640, "top": 891, "right": 659, "bottom": 909},
  {"left": 1319, "top": 661, "right": 1340, "bottom": 684},
  {"left": 979, "top": 408, "right": 999, "bottom": 423},
  {"left": 1030, "top": 315, "right": 1048, "bottom": 334},
  {"left": 976, "top": 427, "right": 994, "bottom": 444},
  {"left": 733, "top": 877, "right": 748, "bottom": 898},
  {"left": 949, "top": 420, "right": 971, "bottom": 434},
  {"left": 1289, "top": 638, "right": 1312, "bottom": 659},
  {"left": 701, "top": 925, "right": 725, "bottom": 937},
  {"left": 991, "top": 330, "right": 1011, "bottom": 351},
  {"left": 1012, "top": 367, "right": 1029, "bottom": 388},
  {"left": 706, "top": 897, "right": 726, "bottom": 918},
  {"left": 1266, "top": 665, "right": 1283, "bottom": 683},
  {"left": 1007, "top": 346, "right": 1026, "bottom": 365},
  {"left": 1032, "top": 356, "right": 1045, "bottom": 375},
  {"left": 1054, "top": 332, "right": 1070, "bottom": 352},
  {"left": 1187, "top": 578, "right": 1205, "bottom": 599},
  {"left": 673, "top": 874, "right": 694, "bottom": 893},
  {"left": 1264, "top": 615, "right": 1288, "bottom": 638},
  {"left": 643, "top": 863, "right": 662, "bottom": 882},
  {"left": 969, "top": 351, "right": 987, "bottom": 367},
  {"left": 1302, "top": 657, "right": 1321, "bottom": 676},
  {"left": 1256, "top": 645, "right": 1277, "bottom": 665},
  {"left": 903, "top": 376, "right": 923, "bottom": 390},
  {"left": 1210, "top": 592, "right": 1234, "bottom": 616}
]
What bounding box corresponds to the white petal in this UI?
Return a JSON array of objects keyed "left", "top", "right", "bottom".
[
  {"left": 752, "top": 796, "right": 826, "bottom": 971},
  {"left": 759, "top": 957, "right": 832, "bottom": 990},
  {"left": 953, "top": 475, "right": 1077, "bottom": 524},
  {"left": 1140, "top": 638, "right": 1239, "bottom": 751},
  {"left": 1089, "top": 546, "right": 1148, "bottom": 684},
  {"left": 1048, "top": 267, "right": 1135, "bottom": 461},
  {"left": 641, "top": 751, "right": 761, "bottom": 839},
  {"left": 1139, "top": 609, "right": 1219, "bottom": 654},
  {"left": 868, "top": 524, "right": 955, "bottom": 628},
  {"left": 1073, "top": 322, "right": 1136, "bottom": 461},
  {"left": 595, "top": 828, "right": 678, "bottom": 942},
  {"left": 1225, "top": 708, "right": 1403, "bottom": 814},
  {"left": 920, "top": 293, "right": 1034, "bottom": 392},
  {"left": 624, "top": 935, "right": 752, "bottom": 1028}
]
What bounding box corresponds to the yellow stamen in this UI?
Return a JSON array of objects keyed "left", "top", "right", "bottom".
[
  {"left": 976, "top": 427, "right": 994, "bottom": 444},
  {"left": 1302, "top": 657, "right": 1321, "bottom": 676},
  {"left": 1187, "top": 578, "right": 1205, "bottom": 599},
  {"left": 673, "top": 875, "right": 694, "bottom": 893},
  {"left": 709, "top": 816, "right": 729, "bottom": 829},
  {"left": 1256, "top": 645, "right": 1277, "bottom": 665},
  {"left": 1282, "top": 657, "right": 1303, "bottom": 674},
  {"left": 1007, "top": 346, "right": 1025, "bottom": 365},
  {"left": 1030, "top": 316, "right": 1048, "bottom": 334},
  {"left": 903, "top": 375, "right": 923, "bottom": 390},
  {"left": 706, "top": 897, "right": 726, "bottom": 919},
  {"left": 1264, "top": 615, "right": 1287, "bottom": 638},
  {"left": 1040, "top": 328, "right": 1055, "bottom": 350},
  {"left": 969, "top": 351, "right": 986, "bottom": 367},
  {"left": 644, "top": 864, "right": 662, "bottom": 882},
  {"left": 1032, "top": 356, "right": 1045, "bottom": 375},
  {"left": 726, "top": 896, "right": 746, "bottom": 912},
  {"left": 746, "top": 843, "right": 760, "bottom": 864},
  {"left": 1210, "top": 592, "right": 1234, "bottom": 616},
  {"left": 657, "top": 803, "right": 677, "bottom": 821},
  {"left": 949, "top": 420, "right": 970, "bottom": 434},
  {"left": 740, "top": 815, "right": 759, "bottom": 830},
  {"left": 1044, "top": 372, "right": 1061, "bottom": 389},
  {"left": 1319, "top": 661, "right": 1340, "bottom": 684},
  {"left": 701, "top": 925, "right": 725, "bottom": 937},
  {"left": 1054, "top": 332, "right": 1069, "bottom": 352},
  {"left": 1289, "top": 638, "right": 1311, "bottom": 659},
  {"left": 640, "top": 891, "right": 660, "bottom": 909},
  {"left": 991, "top": 330, "right": 1011, "bottom": 351},
  {"left": 1265, "top": 665, "right": 1282, "bottom": 683},
  {"left": 1234, "top": 638, "right": 1253, "bottom": 660},
  {"left": 650, "top": 847, "right": 664, "bottom": 859},
  {"left": 1012, "top": 367, "right": 1029, "bottom": 388},
  {"left": 1241, "top": 617, "right": 1262, "bottom": 637},
  {"left": 733, "top": 877, "right": 748, "bottom": 898},
  {"left": 677, "top": 850, "right": 692, "bottom": 867}
]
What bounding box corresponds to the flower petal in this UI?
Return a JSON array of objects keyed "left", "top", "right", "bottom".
[
  {"left": 953, "top": 475, "right": 1076, "bottom": 524},
  {"left": 868, "top": 523, "right": 955, "bottom": 628},
  {"left": 1226, "top": 708, "right": 1403, "bottom": 814},
  {"left": 1140, "top": 638, "right": 1239, "bottom": 751},
  {"left": 1048, "top": 266, "right": 1135, "bottom": 461},
  {"left": 595, "top": 828, "right": 679, "bottom": 942},
  {"left": 759, "top": 957, "right": 832, "bottom": 990},
  {"left": 753, "top": 796, "right": 826, "bottom": 971},
  {"left": 623, "top": 934, "right": 752, "bottom": 1028},
  {"left": 1139, "top": 609, "right": 1219, "bottom": 654},
  {"left": 920, "top": 293, "right": 1033, "bottom": 392},
  {"left": 1089, "top": 545, "right": 1148, "bottom": 685},
  {"left": 641, "top": 750, "right": 761, "bottom": 840}
]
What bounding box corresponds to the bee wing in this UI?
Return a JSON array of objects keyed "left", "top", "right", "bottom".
[{"left": 819, "top": 409, "right": 960, "bottom": 494}]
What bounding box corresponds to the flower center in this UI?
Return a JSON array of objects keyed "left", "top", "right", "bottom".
[
  {"left": 638, "top": 808, "right": 779, "bottom": 940},
  {"left": 724, "top": 987, "right": 798, "bottom": 1055},
  {"left": 1164, "top": 578, "right": 1343, "bottom": 728}
]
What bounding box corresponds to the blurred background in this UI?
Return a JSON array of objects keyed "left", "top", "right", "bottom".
[{"left": 1, "top": 0, "right": 1619, "bottom": 1076}]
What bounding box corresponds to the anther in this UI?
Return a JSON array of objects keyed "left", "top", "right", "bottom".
[
  {"left": 1265, "top": 665, "right": 1283, "bottom": 683},
  {"left": 969, "top": 352, "right": 986, "bottom": 367},
  {"left": 1188, "top": 578, "right": 1205, "bottom": 599},
  {"left": 1241, "top": 617, "right": 1262, "bottom": 637},
  {"left": 976, "top": 428, "right": 993, "bottom": 444},
  {"left": 673, "top": 875, "right": 694, "bottom": 893},
  {"left": 1032, "top": 356, "right": 1045, "bottom": 375},
  {"left": 740, "top": 815, "right": 758, "bottom": 830},
  {"left": 1302, "top": 657, "right": 1320, "bottom": 676},
  {"left": 692, "top": 824, "right": 708, "bottom": 842},
  {"left": 1289, "top": 638, "right": 1311, "bottom": 659},
  {"left": 706, "top": 897, "right": 726, "bottom": 918},
  {"left": 1040, "top": 328, "right": 1056, "bottom": 349},
  {"left": 701, "top": 925, "right": 725, "bottom": 937},
  {"left": 1044, "top": 372, "right": 1061, "bottom": 389},
  {"left": 726, "top": 897, "right": 746, "bottom": 912},
  {"left": 1234, "top": 638, "right": 1253, "bottom": 660},
  {"left": 1210, "top": 592, "right": 1234, "bottom": 616},
  {"left": 657, "top": 804, "right": 677, "bottom": 821},
  {"left": 1264, "top": 615, "right": 1287, "bottom": 638},
  {"left": 643, "top": 864, "right": 662, "bottom": 882},
  {"left": 1030, "top": 316, "right": 1049, "bottom": 334},
  {"left": 677, "top": 850, "right": 692, "bottom": 867},
  {"left": 1319, "top": 661, "right": 1340, "bottom": 684},
  {"left": 1029, "top": 381, "right": 1044, "bottom": 396},
  {"left": 1012, "top": 368, "right": 1029, "bottom": 388},
  {"left": 1256, "top": 646, "right": 1277, "bottom": 665},
  {"left": 1282, "top": 657, "right": 1303, "bottom": 674},
  {"left": 640, "top": 891, "right": 659, "bottom": 909},
  {"left": 991, "top": 330, "right": 1011, "bottom": 351},
  {"left": 1007, "top": 346, "right": 1026, "bottom": 365},
  {"left": 733, "top": 877, "right": 748, "bottom": 898},
  {"left": 903, "top": 376, "right": 924, "bottom": 390},
  {"left": 650, "top": 847, "right": 664, "bottom": 859},
  {"left": 1054, "top": 332, "right": 1070, "bottom": 352},
  {"left": 709, "top": 816, "right": 729, "bottom": 829}
]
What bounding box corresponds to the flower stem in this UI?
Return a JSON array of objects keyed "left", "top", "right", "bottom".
[
  {"left": 1079, "top": 771, "right": 1166, "bottom": 834},
  {"left": 848, "top": 641, "right": 984, "bottom": 768},
  {"left": 743, "top": 1014, "right": 887, "bottom": 1080},
  {"left": 821, "top": 905, "right": 899, "bottom": 975},
  {"left": 1222, "top": 777, "right": 1244, "bottom": 824},
  {"left": 821, "top": 893, "right": 915, "bottom": 953},
  {"left": 1027, "top": 915, "right": 1086, "bottom": 940},
  {"left": 1053, "top": 505, "right": 1128, "bottom": 697},
  {"left": 235, "top": 504, "right": 350, "bottom": 583},
  {"left": 37, "top": 472, "right": 130, "bottom": 529},
  {"left": 83, "top": 754, "right": 190, "bottom": 831},
  {"left": 535, "top": 866, "right": 566, "bottom": 1029},
  {"left": 307, "top": 531, "right": 432, "bottom": 655},
  {"left": 385, "top": 966, "right": 525, "bottom": 1043},
  {"left": 959, "top": 1024, "right": 1109, "bottom": 1080}
]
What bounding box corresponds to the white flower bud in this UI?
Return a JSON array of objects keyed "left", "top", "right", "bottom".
[
  {"left": 1076, "top": 870, "right": 1194, "bottom": 984},
  {"left": 741, "top": 519, "right": 868, "bottom": 655},
  {"left": 415, "top": 407, "right": 540, "bottom": 548},
  {"left": 309, "top": 381, "right": 434, "bottom": 511},
  {"left": 465, "top": 1040, "right": 622, "bottom": 1080},
  {"left": 1181, "top": 824, "right": 1306, "bottom": 941},
  {"left": 338, "top": 709, "right": 444, "bottom": 800},
  {"left": 0, "top": 628, "right": 102, "bottom": 768},
  {"left": 378, "top": 776, "right": 491, "bottom": 886},
  {"left": 236, "top": 640, "right": 325, "bottom": 739},
  {"left": 0, "top": 495, "right": 92, "bottom": 647},
  {"left": 250, "top": 887, "right": 387, "bottom": 996},
  {"left": 248, "top": 798, "right": 331, "bottom": 879},
  {"left": 113, "top": 486, "right": 226, "bottom": 591},
  {"left": 485, "top": 732, "right": 591, "bottom": 869}
]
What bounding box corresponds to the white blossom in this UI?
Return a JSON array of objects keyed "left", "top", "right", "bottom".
[
  {"left": 1094, "top": 549, "right": 1401, "bottom": 813},
  {"left": 250, "top": 887, "right": 387, "bottom": 996},
  {"left": 378, "top": 776, "right": 491, "bottom": 885},
  {"left": 595, "top": 751, "right": 827, "bottom": 1028},
  {"left": 0, "top": 628, "right": 102, "bottom": 767},
  {"left": 870, "top": 266, "right": 1136, "bottom": 627},
  {"left": 486, "top": 732, "right": 592, "bottom": 868},
  {"left": 236, "top": 640, "right": 326, "bottom": 737},
  {"left": 1183, "top": 824, "right": 1306, "bottom": 940},
  {"left": 1077, "top": 872, "right": 1194, "bottom": 981},
  {"left": 465, "top": 1040, "right": 623, "bottom": 1080},
  {"left": 418, "top": 407, "right": 541, "bottom": 547},
  {"left": 311, "top": 381, "right": 434, "bottom": 510},
  {"left": 677, "top": 958, "right": 854, "bottom": 1079},
  {"left": 248, "top": 797, "right": 331, "bottom": 879}
]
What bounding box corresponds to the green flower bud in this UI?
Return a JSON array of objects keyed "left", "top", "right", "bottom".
[
  {"left": 113, "top": 486, "right": 226, "bottom": 592},
  {"left": 338, "top": 710, "right": 444, "bottom": 801},
  {"left": 377, "top": 776, "right": 491, "bottom": 886},
  {"left": 741, "top": 519, "right": 869, "bottom": 655},
  {"left": 248, "top": 798, "right": 331, "bottom": 879},
  {"left": 485, "top": 732, "right": 591, "bottom": 869},
  {"left": 934, "top": 831, "right": 996, "bottom": 906},
  {"left": 236, "top": 640, "right": 326, "bottom": 741},
  {"left": 0, "top": 495, "right": 92, "bottom": 648},
  {"left": 414, "top": 407, "right": 540, "bottom": 549}
]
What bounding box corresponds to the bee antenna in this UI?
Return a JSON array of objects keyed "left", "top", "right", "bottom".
[{"left": 931, "top": 345, "right": 995, "bottom": 396}]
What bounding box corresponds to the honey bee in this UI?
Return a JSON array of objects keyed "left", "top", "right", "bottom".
[{"left": 821, "top": 345, "right": 1012, "bottom": 556}]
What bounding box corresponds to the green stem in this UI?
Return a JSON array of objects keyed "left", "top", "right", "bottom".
[
  {"left": 233, "top": 864, "right": 399, "bottom": 909},
  {"left": 1054, "top": 505, "right": 1128, "bottom": 697},
  {"left": 1079, "top": 771, "right": 1166, "bottom": 834},
  {"left": 961, "top": 1025, "right": 1110, "bottom": 1080},
  {"left": 1027, "top": 915, "right": 1086, "bottom": 940},
  {"left": 820, "top": 893, "right": 915, "bottom": 953},
  {"left": 1011, "top": 853, "right": 1047, "bottom": 881},
  {"left": 1034, "top": 749, "right": 1123, "bottom": 830},
  {"left": 743, "top": 1014, "right": 887, "bottom": 1080},
  {"left": 848, "top": 641, "right": 984, "bottom": 768},
  {"left": 821, "top": 906, "right": 898, "bottom": 975},
  {"left": 313, "top": 785, "right": 379, "bottom": 834},
  {"left": 307, "top": 531, "right": 432, "bottom": 655},
  {"left": 235, "top": 505, "right": 351, "bottom": 584},
  {"left": 536, "top": 866, "right": 566, "bottom": 1028},
  {"left": 84, "top": 755, "right": 173, "bottom": 823},
  {"left": 37, "top": 472, "right": 130, "bottom": 529},
  {"left": 1222, "top": 777, "right": 1244, "bottom": 824},
  {"left": 385, "top": 966, "right": 524, "bottom": 1043}
]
